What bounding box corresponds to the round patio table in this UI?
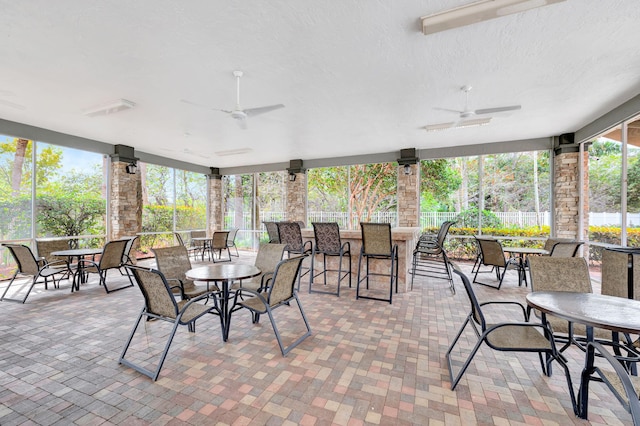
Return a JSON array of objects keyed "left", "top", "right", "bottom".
[
  {"left": 186, "top": 264, "right": 261, "bottom": 341},
  {"left": 51, "top": 248, "right": 103, "bottom": 291},
  {"left": 504, "top": 247, "right": 549, "bottom": 287}
]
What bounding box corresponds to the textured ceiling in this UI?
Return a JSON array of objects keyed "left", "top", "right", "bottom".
[{"left": 1, "top": 0, "right": 639, "bottom": 168}]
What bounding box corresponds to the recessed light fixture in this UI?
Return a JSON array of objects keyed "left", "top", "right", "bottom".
[
  {"left": 83, "top": 99, "right": 136, "bottom": 117},
  {"left": 420, "top": 0, "right": 566, "bottom": 35}
]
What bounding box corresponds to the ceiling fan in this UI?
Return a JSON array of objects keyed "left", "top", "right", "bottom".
[
  {"left": 182, "top": 70, "right": 284, "bottom": 129},
  {"left": 424, "top": 85, "right": 520, "bottom": 132}
]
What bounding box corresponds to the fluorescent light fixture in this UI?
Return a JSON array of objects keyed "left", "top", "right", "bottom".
[
  {"left": 420, "top": 0, "right": 566, "bottom": 35},
  {"left": 215, "top": 148, "right": 252, "bottom": 156},
  {"left": 424, "top": 117, "right": 491, "bottom": 132},
  {"left": 83, "top": 99, "right": 136, "bottom": 117}
]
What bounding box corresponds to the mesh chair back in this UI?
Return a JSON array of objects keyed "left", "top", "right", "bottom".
[
  {"left": 549, "top": 241, "right": 583, "bottom": 257},
  {"left": 122, "top": 236, "right": 138, "bottom": 264},
  {"left": 211, "top": 231, "right": 229, "bottom": 249},
  {"left": 264, "top": 222, "right": 280, "bottom": 243},
  {"left": 5, "top": 244, "right": 40, "bottom": 276},
  {"left": 313, "top": 222, "right": 342, "bottom": 254},
  {"left": 268, "top": 256, "right": 305, "bottom": 306},
  {"left": 36, "top": 239, "right": 70, "bottom": 264},
  {"left": 277, "top": 222, "right": 305, "bottom": 252},
  {"left": 435, "top": 221, "right": 455, "bottom": 247},
  {"left": 227, "top": 228, "right": 238, "bottom": 245},
  {"left": 529, "top": 256, "right": 592, "bottom": 293},
  {"left": 543, "top": 238, "right": 574, "bottom": 252},
  {"left": 130, "top": 267, "right": 179, "bottom": 319},
  {"left": 475, "top": 236, "right": 507, "bottom": 268},
  {"left": 255, "top": 243, "right": 286, "bottom": 273},
  {"left": 99, "top": 240, "right": 128, "bottom": 269},
  {"left": 152, "top": 246, "right": 195, "bottom": 288},
  {"left": 174, "top": 232, "right": 186, "bottom": 246},
  {"left": 361, "top": 223, "right": 392, "bottom": 256},
  {"left": 450, "top": 262, "right": 486, "bottom": 330}
]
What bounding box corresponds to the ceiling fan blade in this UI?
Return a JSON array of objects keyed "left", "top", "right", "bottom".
[
  {"left": 181, "top": 99, "right": 232, "bottom": 114},
  {"left": 0, "top": 99, "right": 26, "bottom": 110},
  {"left": 475, "top": 105, "right": 521, "bottom": 115},
  {"left": 433, "top": 107, "right": 464, "bottom": 114},
  {"left": 244, "top": 104, "right": 285, "bottom": 117}
]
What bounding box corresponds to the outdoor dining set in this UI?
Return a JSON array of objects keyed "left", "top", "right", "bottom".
[{"left": 2, "top": 221, "right": 640, "bottom": 423}]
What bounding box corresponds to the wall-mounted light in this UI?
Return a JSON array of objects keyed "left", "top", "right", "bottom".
[
  {"left": 397, "top": 148, "right": 419, "bottom": 176},
  {"left": 125, "top": 162, "right": 138, "bottom": 174},
  {"left": 286, "top": 159, "right": 305, "bottom": 183}
]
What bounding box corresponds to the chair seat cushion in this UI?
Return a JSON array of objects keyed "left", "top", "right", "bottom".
[
  {"left": 485, "top": 324, "right": 552, "bottom": 350},
  {"left": 238, "top": 295, "right": 268, "bottom": 314}
]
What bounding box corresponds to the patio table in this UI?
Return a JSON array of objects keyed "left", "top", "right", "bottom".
[
  {"left": 186, "top": 264, "right": 260, "bottom": 341},
  {"left": 504, "top": 246, "right": 549, "bottom": 287},
  {"left": 526, "top": 291, "right": 640, "bottom": 420},
  {"left": 51, "top": 248, "right": 103, "bottom": 291}
]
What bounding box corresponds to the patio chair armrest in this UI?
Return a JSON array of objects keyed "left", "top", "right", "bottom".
[
  {"left": 180, "top": 289, "right": 223, "bottom": 312},
  {"left": 480, "top": 301, "right": 528, "bottom": 320},
  {"left": 45, "top": 259, "right": 70, "bottom": 268},
  {"left": 341, "top": 241, "right": 351, "bottom": 253},
  {"left": 233, "top": 288, "right": 269, "bottom": 308},
  {"left": 259, "top": 273, "right": 274, "bottom": 292},
  {"left": 165, "top": 278, "right": 187, "bottom": 298},
  {"left": 303, "top": 240, "right": 313, "bottom": 254}
]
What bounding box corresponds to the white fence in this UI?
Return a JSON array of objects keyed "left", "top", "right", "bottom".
[{"left": 225, "top": 211, "right": 637, "bottom": 230}]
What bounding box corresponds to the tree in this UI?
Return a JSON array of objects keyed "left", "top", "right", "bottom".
[
  {"left": 420, "top": 159, "right": 461, "bottom": 211},
  {"left": 348, "top": 163, "right": 396, "bottom": 228}
]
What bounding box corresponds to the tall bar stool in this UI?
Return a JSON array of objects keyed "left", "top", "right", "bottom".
[{"left": 356, "top": 222, "right": 398, "bottom": 304}]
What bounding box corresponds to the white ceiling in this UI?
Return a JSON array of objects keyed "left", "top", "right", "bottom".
[{"left": 1, "top": 0, "right": 639, "bottom": 169}]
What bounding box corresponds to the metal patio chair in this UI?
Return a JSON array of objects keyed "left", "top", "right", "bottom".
[
  {"left": 226, "top": 228, "right": 239, "bottom": 257},
  {"left": 356, "top": 222, "right": 398, "bottom": 304},
  {"left": 1, "top": 243, "right": 69, "bottom": 303},
  {"left": 119, "top": 265, "right": 221, "bottom": 381},
  {"left": 410, "top": 220, "right": 455, "bottom": 293},
  {"left": 446, "top": 262, "right": 576, "bottom": 413},
  {"left": 309, "top": 222, "right": 351, "bottom": 296},
  {"left": 152, "top": 245, "right": 216, "bottom": 300},
  {"left": 472, "top": 235, "right": 519, "bottom": 290},
  {"left": 232, "top": 256, "right": 312, "bottom": 356},
  {"left": 78, "top": 239, "right": 133, "bottom": 293}
]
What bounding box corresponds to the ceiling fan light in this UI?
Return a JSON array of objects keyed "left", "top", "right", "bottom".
[
  {"left": 424, "top": 122, "right": 455, "bottom": 132},
  {"left": 457, "top": 117, "right": 492, "bottom": 128}
]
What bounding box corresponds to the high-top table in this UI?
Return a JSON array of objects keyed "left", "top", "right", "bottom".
[
  {"left": 186, "top": 264, "right": 260, "bottom": 341},
  {"left": 51, "top": 248, "right": 103, "bottom": 291},
  {"left": 526, "top": 291, "right": 640, "bottom": 420}
]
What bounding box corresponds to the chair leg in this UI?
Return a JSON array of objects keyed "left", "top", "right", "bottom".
[
  {"left": 267, "top": 294, "right": 312, "bottom": 356},
  {"left": 119, "top": 308, "right": 183, "bottom": 382},
  {"left": 356, "top": 251, "right": 364, "bottom": 299},
  {"left": 446, "top": 315, "right": 484, "bottom": 390}
]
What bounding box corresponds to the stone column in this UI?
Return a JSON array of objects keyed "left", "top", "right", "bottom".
[
  {"left": 207, "top": 172, "right": 224, "bottom": 234},
  {"left": 110, "top": 160, "right": 142, "bottom": 243},
  {"left": 397, "top": 164, "right": 420, "bottom": 228},
  {"left": 286, "top": 172, "right": 307, "bottom": 224},
  {"left": 554, "top": 151, "right": 581, "bottom": 240}
]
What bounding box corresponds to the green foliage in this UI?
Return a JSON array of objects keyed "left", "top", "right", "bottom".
[
  {"left": 455, "top": 207, "right": 502, "bottom": 228},
  {"left": 37, "top": 195, "right": 105, "bottom": 237},
  {"left": 143, "top": 205, "right": 173, "bottom": 233},
  {"left": 420, "top": 159, "right": 461, "bottom": 211}
]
